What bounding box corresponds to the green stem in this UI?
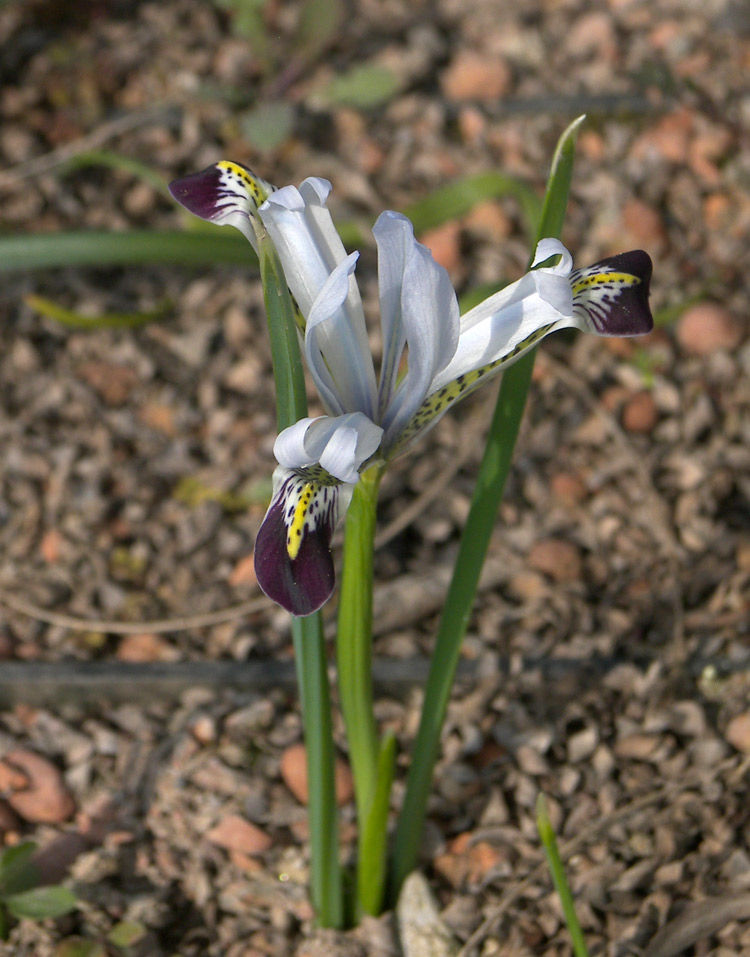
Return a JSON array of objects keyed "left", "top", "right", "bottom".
[
  {"left": 292, "top": 615, "right": 344, "bottom": 928},
  {"left": 336, "top": 466, "right": 382, "bottom": 830},
  {"left": 259, "top": 240, "right": 343, "bottom": 926}
]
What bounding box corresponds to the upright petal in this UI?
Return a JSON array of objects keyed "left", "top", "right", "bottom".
[
  {"left": 303, "top": 254, "right": 378, "bottom": 418},
  {"left": 260, "top": 180, "right": 377, "bottom": 416},
  {"left": 375, "top": 213, "right": 460, "bottom": 450},
  {"left": 168, "top": 161, "right": 275, "bottom": 250}
]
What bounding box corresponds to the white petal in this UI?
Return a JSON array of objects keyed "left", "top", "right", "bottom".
[
  {"left": 273, "top": 413, "right": 383, "bottom": 484},
  {"left": 304, "top": 253, "right": 378, "bottom": 417},
  {"left": 429, "top": 243, "right": 575, "bottom": 393},
  {"left": 532, "top": 237, "right": 573, "bottom": 273},
  {"left": 372, "top": 212, "right": 413, "bottom": 413},
  {"left": 260, "top": 178, "right": 377, "bottom": 415},
  {"left": 378, "top": 220, "right": 460, "bottom": 447}
]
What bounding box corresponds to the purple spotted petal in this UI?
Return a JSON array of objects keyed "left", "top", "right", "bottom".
[
  {"left": 254, "top": 473, "right": 339, "bottom": 617},
  {"left": 168, "top": 161, "right": 275, "bottom": 250},
  {"left": 571, "top": 250, "right": 653, "bottom": 337}
]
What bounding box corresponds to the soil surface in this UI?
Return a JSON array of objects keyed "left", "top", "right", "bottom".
[{"left": 1, "top": 1, "right": 749, "bottom": 955}]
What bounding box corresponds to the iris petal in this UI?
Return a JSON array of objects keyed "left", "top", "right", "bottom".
[
  {"left": 254, "top": 468, "right": 341, "bottom": 616},
  {"left": 168, "top": 161, "right": 275, "bottom": 250},
  {"left": 570, "top": 250, "right": 653, "bottom": 337}
]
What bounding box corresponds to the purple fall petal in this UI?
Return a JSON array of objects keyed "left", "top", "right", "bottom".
[
  {"left": 571, "top": 250, "right": 653, "bottom": 337},
  {"left": 253, "top": 480, "right": 337, "bottom": 617}
]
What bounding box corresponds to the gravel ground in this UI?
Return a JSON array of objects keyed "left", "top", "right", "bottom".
[{"left": 0, "top": 0, "right": 749, "bottom": 954}]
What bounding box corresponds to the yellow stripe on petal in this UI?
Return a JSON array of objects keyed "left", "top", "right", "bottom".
[
  {"left": 286, "top": 481, "right": 315, "bottom": 560},
  {"left": 393, "top": 323, "right": 555, "bottom": 454}
]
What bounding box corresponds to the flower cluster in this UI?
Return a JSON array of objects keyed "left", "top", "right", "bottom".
[{"left": 170, "top": 162, "right": 653, "bottom": 616}]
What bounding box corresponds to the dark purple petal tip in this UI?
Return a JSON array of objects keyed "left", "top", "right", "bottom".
[
  {"left": 572, "top": 249, "right": 654, "bottom": 338},
  {"left": 168, "top": 166, "right": 225, "bottom": 223},
  {"left": 253, "top": 493, "right": 335, "bottom": 617}
]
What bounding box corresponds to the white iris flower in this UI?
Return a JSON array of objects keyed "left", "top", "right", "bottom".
[{"left": 170, "top": 162, "right": 653, "bottom": 615}]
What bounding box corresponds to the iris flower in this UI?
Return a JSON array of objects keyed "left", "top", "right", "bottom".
[{"left": 170, "top": 162, "right": 653, "bottom": 616}]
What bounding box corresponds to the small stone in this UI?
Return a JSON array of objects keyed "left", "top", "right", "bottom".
[
  {"left": 434, "top": 832, "right": 505, "bottom": 889},
  {"left": 676, "top": 303, "right": 743, "bottom": 356},
  {"left": 464, "top": 200, "right": 511, "bottom": 241},
  {"left": 229, "top": 554, "right": 258, "bottom": 587},
  {"left": 622, "top": 391, "right": 658, "bottom": 433},
  {"left": 567, "top": 726, "right": 599, "bottom": 763},
  {"left": 206, "top": 814, "right": 272, "bottom": 857},
  {"left": 4, "top": 750, "right": 75, "bottom": 824},
  {"left": 527, "top": 539, "right": 582, "bottom": 583},
  {"left": 550, "top": 471, "right": 587, "bottom": 505},
  {"left": 0, "top": 801, "right": 20, "bottom": 834},
  {"left": 76, "top": 361, "right": 138, "bottom": 405},
  {"left": 116, "top": 632, "right": 179, "bottom": 663},
  {"left": 39, "top": 528, "right": 63, "bottom": 563},
  {"left": 441, "top": 51, "right": 511, "bottom": 102},
  {"left": 621, "top": 198, "right": 667, "bottom": 250},
  {"left": 614, "top": 734, "right": 658, "bottom": 760},
  {"left": 191, "top": 715, "right": 218, "bottom": 745},
  {"left": 418, "top": 220, "right": 463, "bottom": 278},
  {"left": 726, "top": 713, "right": 750, "bottom": 754},
  {"left": 280, "top": 744, "right": 354, "bottom": 807}
]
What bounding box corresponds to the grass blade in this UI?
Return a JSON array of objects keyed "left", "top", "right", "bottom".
[{"left": 537, "top": 795, "right": 590, "bottom": 957}]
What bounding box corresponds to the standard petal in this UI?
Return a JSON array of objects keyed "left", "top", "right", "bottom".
[
  {"left": 274, "top": 413, "right": 383, "bottom": 484},
  {"left": 569, "top": 250, "right": 653, "bottom": 337},
  {"left": 168, "top": 161, "right": 275, "bottom": 251},
  {"left": 254, "top": 467, "right": 339, "bottom": 616},
  {"left": 377, "top": 217, "right": 460, "bottom": 449},
  {"left": 304, "top": 254, "right": 378, "bottom": 417},
  {"left": 260, "top": 179, "right": 377, "bottom": 415},
  {"left": 372, "top": 212, "right": 414, "bottom": 413}
]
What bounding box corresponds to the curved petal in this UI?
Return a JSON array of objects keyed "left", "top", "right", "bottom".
[
  {"left": 274, "top": 413, "right": 383, "bottom": 484},
  {"left": 254, "top": 467, "right": 340, "bottom": 616},
  {"left": 569, "top": 250, "right": 653, "bottom": 337},
  {"left": 260, "top": 179, "right": 377, "bottom": 416},
  {"left": 168, "top": 161, "right": 275, "bottom": 251},
  {"left": 376, "top": 215, "right": 460, "bottom": 449},
  {"left": 428, "top": 240, "right": 576, "bottom": 394},
  {"left": 391, "top": 247, "right": 653, "bottom": 456},
  {"left": 304, "top": 253, "right": 378, "bottom": 417}
]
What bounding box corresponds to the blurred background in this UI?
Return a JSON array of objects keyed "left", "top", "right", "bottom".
[{"left": 0, "top": 0, "right": 748, "bottom": 954}]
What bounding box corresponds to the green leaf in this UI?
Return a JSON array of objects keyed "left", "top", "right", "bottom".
[
  {"left": 60, "top": 149, "right": 170, "bottom": 198},
  {"left": 537, "top": 795, "right": 590, "bottom": 957},
  {"left": 390, "top": 117, "right": 584, "bottom": 902},
  {"left": 0, "top": 842, "right": 39, "bottom": 897},
  {"left": 54, "top": 938, "right": 108, "bottom": 957},
  {"left": 107, "top": 919, "right": 147, "bottom": 948},
  {"left": 25, "top": 294, "right": 172, "bottom": 330},
  {"left": 0, "top": 230, "right": 257, "bottom": 272},
  {"left": 240, "top": 101, "right": 295, "bottom": 153},
  {"left": 320, "top": 64, "right": 401, "bottom": 109},
  {"left": 295, "top": 0, "right": 343, "bottom": 63},
  {"left": 5, "top": 885, "right": 77, "bottom": 920},
  {"left": 403, "top": 171, "right": 542, "bottom": 241}
]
